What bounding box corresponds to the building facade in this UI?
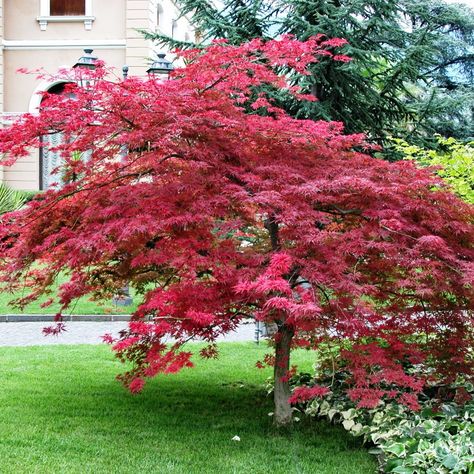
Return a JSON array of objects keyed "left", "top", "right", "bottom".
[{"left": 0, "top": 0, "right": 194, "bottom": 190}]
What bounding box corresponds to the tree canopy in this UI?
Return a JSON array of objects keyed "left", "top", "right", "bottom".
[
  {"left": 0, "top": 37, "right": 473, "bottom": 426},
  {"left": 149, "top": 0, "right": 474, "bottom": 144}
]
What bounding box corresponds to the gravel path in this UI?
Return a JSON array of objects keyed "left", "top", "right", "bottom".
[{"left": 0, "top": 321, "right": 258, "bottom": 347}]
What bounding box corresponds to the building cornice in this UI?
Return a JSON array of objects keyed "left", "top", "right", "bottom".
[{"left": 2, "top": 40, "right": 127, "bottom": 50}]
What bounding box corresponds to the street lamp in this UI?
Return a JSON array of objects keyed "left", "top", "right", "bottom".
[
  {"left": 146, "top": 52, "right": 175, "bottom": 80},
  {"left": 70, "top": 49, "right": 173, "bottom": 308},
  {"left": 72, "top": 48, "right": 98, "bottom": 89}
]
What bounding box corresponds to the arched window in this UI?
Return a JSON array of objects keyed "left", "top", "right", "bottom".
[{"left": 39, "top": 82, "right": 73, "bottom": 190}]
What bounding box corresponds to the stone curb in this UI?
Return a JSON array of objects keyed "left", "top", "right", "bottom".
[
  {"left": 0, "top": 314, "right": 131, "bottom": 322},
  {"left": 0, "top": 315, "right": 256, "bottom": 324}
]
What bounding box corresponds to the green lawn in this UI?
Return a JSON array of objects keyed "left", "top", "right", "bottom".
[
  {"left": 0, "top": 343, "right": 376, "bottom": 473},
  {"left": 0, "top": 273, "right": 140, "bottom": 314}
]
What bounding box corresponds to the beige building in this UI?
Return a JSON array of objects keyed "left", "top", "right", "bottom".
[{"left": 0, "top": 0, "right": 194, "bottom": 190}]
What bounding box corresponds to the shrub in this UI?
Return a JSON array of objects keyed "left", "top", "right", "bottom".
[
  {"left": 392, "top": 136, "right": 474, "bottom": 205},
  {"left": 290, "top": 369, "right": 474, "bottom": 473}
]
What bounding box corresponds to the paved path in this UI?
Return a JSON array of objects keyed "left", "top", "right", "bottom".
[{"left": 0, "top": 321, "right": 257, "bottom": 347}]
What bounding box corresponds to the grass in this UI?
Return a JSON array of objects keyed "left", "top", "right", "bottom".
[
  {"left": 0, "top": 273, "right": 140, "bottom": 315},
  {"left": 0, "top": 343, "right": 377, "bottom": 473}
]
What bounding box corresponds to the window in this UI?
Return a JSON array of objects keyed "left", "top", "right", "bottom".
[
  {"left": 50, "top": 0, "right": 85, "bottom": 16},
  {"left": 39, "top": 83, "right": 76, "bottom": 190},
  {"left": 40, "top": 133, "right": 64, "bottom": 190},
  {"left": 156, "top": 4, "right": 163, "bottom": 27},
  {"left": 171, "top": 19, "right": 178, "bottom": 39},
  {"left": 37, "top": 0, "right": 94, "bottom": 30}
]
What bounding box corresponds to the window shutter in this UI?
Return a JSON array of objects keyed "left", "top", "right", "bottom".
[{"left": 50, "top": 0, "right": 86, "bottom": 16}]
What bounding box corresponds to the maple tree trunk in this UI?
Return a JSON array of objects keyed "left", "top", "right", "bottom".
[{"left": 273, "top": 323, "right": 294, "bottom": 428}]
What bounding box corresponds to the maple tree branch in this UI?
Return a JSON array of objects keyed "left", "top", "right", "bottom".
[
  {"left": 224, "top": 173, "right": 255, "bottom": 196},
  {"left": 198, "top": 74, "right": 228, "bottom": 95},
  {"left": 314, "top": 204, "right": 363, "bottom": 216},
  {"left": 158, "top": 153, "right": 185, "bottom": 165},
  {"left": 314, "top": 283, "right": 333, "bottom": 307},
  {"left": 264, "top": 214, "right": 280, "bottom": 251}
]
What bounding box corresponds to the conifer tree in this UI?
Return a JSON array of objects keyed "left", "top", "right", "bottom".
[{"left": 148, "top": 0, "right": 474, "bottom": 144}]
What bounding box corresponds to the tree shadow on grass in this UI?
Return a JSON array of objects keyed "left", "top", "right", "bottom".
[{"left": 0, "top": 345, "right": 376, "bottom": 473}]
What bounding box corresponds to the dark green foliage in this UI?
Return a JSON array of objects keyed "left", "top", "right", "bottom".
[
  {"left": 146, "top": 0, "right": 474, "bottom": 145},
  {"left": 148, "top": 0, "right": 278, "bottom": 47}
]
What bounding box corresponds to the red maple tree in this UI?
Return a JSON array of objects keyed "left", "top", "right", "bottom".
[{"left": 0, "top": 36, "right": 473, "bottom": 426}]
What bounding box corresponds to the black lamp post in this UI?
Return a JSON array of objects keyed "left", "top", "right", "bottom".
[
  {"left": 72, "top": 49, "right": 133, "bottom": 307},
  {"left": 146, "top": 52, "right": 175, "bottom": 80},
  {"left": 72, "top": 48, "right": 98, "bottom": 89},
  {"left": 71, "top": 49, "right": 174, "bottom": 308}
]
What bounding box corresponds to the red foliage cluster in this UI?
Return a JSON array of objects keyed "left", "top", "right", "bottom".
[
  {"left": 288, "top": 385, "right": 330, "bottom": 404},
  {"left": 0, "top": 36, "right": 472, "bottom": 414}
]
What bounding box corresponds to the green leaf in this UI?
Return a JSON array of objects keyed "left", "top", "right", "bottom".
[
  {"left": 351, "top": 422, "right": 363, "bottom": 434},
  {"left": 341, "top": 409, "right": 356, "bottom": 420},
  {"left": 319, "top": 400, "right": 331, "bottom": 415},
  {"left": 441, "top": 404, "right": 458, "bottom": 417},
  {"left": 442, "top": 454, "right": 459, "bottom": 470},
  {"left": 328, "top": 408, "right": 338, "bottom": 421},
  {"left": 391, "top": 466, "right": 415, "bottom": 474},
  {"left": 385, "top": 443, "right": 407, "bottom": 458},
  {"left": 385, "top": 458, "right": 403, "bottom": 472},
  {"left": 342, "top": 419, "right": 355, "bottom": 430},
  {"left": 371, "top": 433, "right": 381, "bottom": 444},
  {"left": 368, "top": 448, "right": 382, "bottom": 455}
]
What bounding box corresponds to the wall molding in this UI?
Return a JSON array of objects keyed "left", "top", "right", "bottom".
[
  {"left": 2, "top": 39, "right": 127, "bottom": 50},
  {"left": 1, "top": 111, "right": 25, "bottom": 125},
  {"left": 37, "top": 16, "right": 96, "bottom": 31}
]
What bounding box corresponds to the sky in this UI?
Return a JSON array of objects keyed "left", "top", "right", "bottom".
[{"left": 445, "top": 0, "right": 474, "bottom": 6}]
